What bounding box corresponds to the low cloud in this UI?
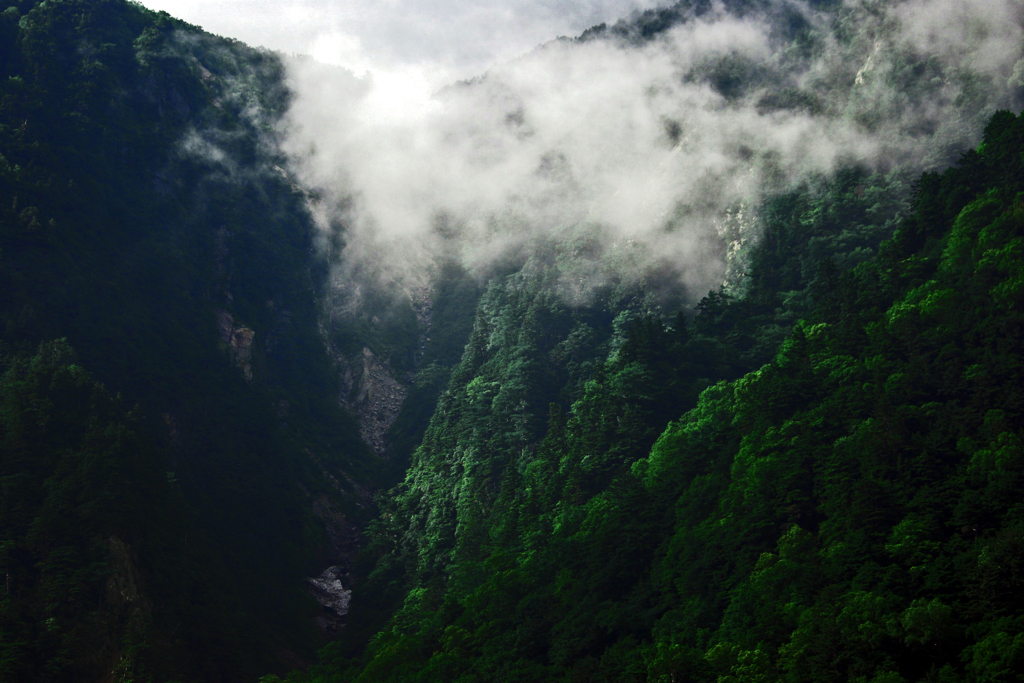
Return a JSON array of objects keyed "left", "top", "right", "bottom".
[{"left": 280, "top": 0, "right": 1024, "bottom": 306}]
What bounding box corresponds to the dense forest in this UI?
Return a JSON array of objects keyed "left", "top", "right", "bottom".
[
  {"left": 271, "top": 108, "right": 1024, "bottom": 683},
  {"left": 1, "top": 0, "right": 1023, "bottom": 682},
  {"left": 1, "top": 0, "right": 375, "bottom": 679}
]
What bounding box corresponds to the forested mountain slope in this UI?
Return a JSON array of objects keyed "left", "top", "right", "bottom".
[
  {"left": 2, "top": 0, "right": 1024, "bottom": 682},
  {"left": 264, "top": 0, "right": 1024, "bottom": 679},
  {"left": 1, "top": 1, "right": 376, "bottom": 680},
  {"left": 284, "top": 102, "right": 1024, "bottom": 683}
]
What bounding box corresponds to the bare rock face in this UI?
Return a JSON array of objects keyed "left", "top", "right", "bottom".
[
  {"left": 215, "top": 309, "right": 255, "bottom": 381},
  {"left": 304, "top": 482, "right": 364, "bottom": 637},
  {"left": 342, "top": 347, "right": 407, "bottom": 457},
  {"left": 325, "top": 286, "right": 437, "bottom": 458},
  {"left": 305, "top": 566, "right": 351, "bottom": 636}
]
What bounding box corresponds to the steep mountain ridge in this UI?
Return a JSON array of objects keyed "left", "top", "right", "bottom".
[
  {"left": 286, "top": 103, "right": 1024, "bottom": 683},
  {"left": 1, "top": 0, "right": 381, "bottom": 679},
  {"left": 268, "top": 1, "right": 1024, "bottom": 680}
]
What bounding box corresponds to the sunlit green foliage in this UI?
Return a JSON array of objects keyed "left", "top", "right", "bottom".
[{"left": 287, "top": 110, "right": 1024, "bottom": 683}]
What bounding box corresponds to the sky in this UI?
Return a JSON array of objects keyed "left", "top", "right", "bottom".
[{"left": 138, "top": 0, "right": 663, "bottom": 78}]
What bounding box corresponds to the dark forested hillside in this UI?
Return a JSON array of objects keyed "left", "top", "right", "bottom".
[
  {"left": 278, "top": 110, "right": 1024, "bottom": 682},
  {"left": 1, "top": 1, "right": 375, "bottom": 680}
]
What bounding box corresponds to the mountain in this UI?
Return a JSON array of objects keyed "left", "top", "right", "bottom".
[
  {"left": 290, "top": 107, "right": 1024, "bottom": 683},
  {"left": 1, "top": 0, "right": 1023, "bottom": 682},
  {"left": 269, "top": 1, "right": 1024, "bottom": 682},
  {"left": 1, "top": 0, "right": 376, "bottom": 679}
]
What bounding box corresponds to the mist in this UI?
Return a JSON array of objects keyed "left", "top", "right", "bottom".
[{"left": 279, "top": 0, "right": 1024, "bottom": 307}]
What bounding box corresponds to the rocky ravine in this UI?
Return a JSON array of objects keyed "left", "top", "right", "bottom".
[
  {"left": 301, "top": 346, "right": 404, "bottom": 636},
  {"left": 303, "top": 290, "right": 434, "bottom": 634},
  {"left": 346, "top": 347, "right": 407, "bottom": 457},
  {"left": 303, "top": 288, "right": 437, "bottom": 634}
]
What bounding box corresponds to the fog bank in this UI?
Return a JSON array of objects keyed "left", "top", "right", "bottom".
[{"left": 280, "top": 0, "right": 1024, "bottom": 305}]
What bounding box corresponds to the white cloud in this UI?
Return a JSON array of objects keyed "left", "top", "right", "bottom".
[{"left": 279, "top": 0, "right": 1024, "bottom": 305}]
